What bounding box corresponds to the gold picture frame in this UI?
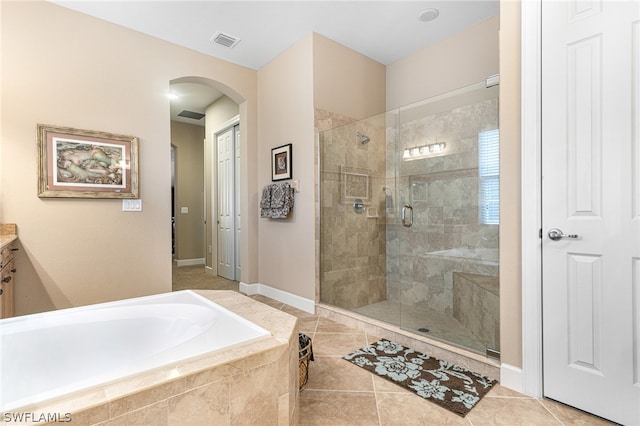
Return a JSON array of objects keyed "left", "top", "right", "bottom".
[{"left": 37, "top": 124, "right": 139, "bottom": 198}]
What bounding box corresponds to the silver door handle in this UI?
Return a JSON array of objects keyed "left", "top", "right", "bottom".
[
  {"left": 548, "top": 228, "right": 579, "bottom": 241},
  {"left": 401, "top": 205, "right": 413, "bottom": 227}
]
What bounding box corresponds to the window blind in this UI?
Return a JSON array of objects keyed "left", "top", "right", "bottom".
[{"left": 478, "top": 129, "right": 500, "bottom": 225}]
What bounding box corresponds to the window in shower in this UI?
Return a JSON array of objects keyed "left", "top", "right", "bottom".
[{"left": 479, "top": 129, "right": 500, "bottom": 225}]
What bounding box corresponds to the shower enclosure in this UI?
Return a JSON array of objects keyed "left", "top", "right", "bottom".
[{"left": 319, "top": 80, "right": 499, "bottom": 356}]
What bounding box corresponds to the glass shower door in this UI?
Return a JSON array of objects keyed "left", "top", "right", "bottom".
[{"left": 394, "top": 81, "right": 500, "bottom": 356}]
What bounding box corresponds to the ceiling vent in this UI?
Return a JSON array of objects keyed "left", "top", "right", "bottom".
[
  {"left": 211, "top": 31, "right": 241, "bottom": 48},
  {"left": 178, "top": 110, "right": 205, "bottom": 120}
]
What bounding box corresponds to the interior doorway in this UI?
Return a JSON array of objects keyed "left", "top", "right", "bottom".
[{"left": 169, "top": 78, "right": 240, "bottom": 286}]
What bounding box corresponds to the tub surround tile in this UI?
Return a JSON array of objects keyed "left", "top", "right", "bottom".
[
  {"left": 278, "top": 393, "right": 290, "bottom": 426},
  {"left": 13, "top": 291, "right": 298, "bottom": 426},
  {"left": 182, "top": 361, "right": 243, "bottom": 390},
  {"left": 229, "top": 362, "right": 280, "bottom": 424},
  {"left": 167, "top": 380, "right": 230, "bottom": 425},
  {"left": 203, "top": 290, "right": 298, "bottom": 343},
  {"left": 109, "top": 376, "right": 185, "bottom": 418},
  {"left": 105, "top": 400, "right": 169, "bottom": 426},
  {"left": 68, "top": 402, "right": 110, "bottom": 425}
]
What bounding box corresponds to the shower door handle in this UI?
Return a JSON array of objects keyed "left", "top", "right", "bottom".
[{"left": 401, "top": 205, "right": 413, "bottom": 227}]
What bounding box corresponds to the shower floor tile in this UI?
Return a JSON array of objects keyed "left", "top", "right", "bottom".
[{"left": 352, "top": 300, "right": 486, "bottom": 354}]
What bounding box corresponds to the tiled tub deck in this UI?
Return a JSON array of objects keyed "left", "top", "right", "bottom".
[{"left": 1, "top": 291, "right": 299, "bottom": 425}]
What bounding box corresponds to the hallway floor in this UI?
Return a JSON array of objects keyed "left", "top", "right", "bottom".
[{"left": 172, "top": 265, "right": 613, "bottom": 425}]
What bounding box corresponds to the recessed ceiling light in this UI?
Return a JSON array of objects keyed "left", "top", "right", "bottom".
[{"left": 418, "top": 8, "right": 439, "bottom": 23}]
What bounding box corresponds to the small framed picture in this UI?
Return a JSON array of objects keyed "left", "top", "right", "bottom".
[
  {"left": 37, "top": 124, "right": 139, "bottom": 198},
  {"left": 271, "top": 143, "right": 292, "bottom": 181}
]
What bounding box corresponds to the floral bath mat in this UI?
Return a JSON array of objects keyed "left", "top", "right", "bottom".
[{"left": 343, "top": 339, "right": 497, "bottom": 417}]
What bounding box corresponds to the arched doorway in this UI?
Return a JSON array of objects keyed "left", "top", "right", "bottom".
[{"left": 169, "top": 76, "right": 245, "bottom": 289}]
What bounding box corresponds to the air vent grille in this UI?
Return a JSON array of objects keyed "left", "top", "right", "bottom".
[
  {"left": 178, "top": 110, "right": 205, "bottom": 120},
  {"left": 211, "top": 32, "right": 241, "bottom": 48}
]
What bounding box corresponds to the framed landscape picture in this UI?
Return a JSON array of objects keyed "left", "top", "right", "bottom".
[{"left": 37, "top": 124, "right": 139, "bottom": 198}]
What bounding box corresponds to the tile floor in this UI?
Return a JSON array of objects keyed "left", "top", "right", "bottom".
[{"left": 172, "top": 265, "right": 614, "bottom": 425}]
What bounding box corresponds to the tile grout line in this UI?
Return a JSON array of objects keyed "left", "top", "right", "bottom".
[{"left": 535, "top": 399, "right": 565, "bottom": 425}]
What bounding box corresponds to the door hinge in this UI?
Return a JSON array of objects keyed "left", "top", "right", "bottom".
[{"left": 539, "top": 228, "right": 542, "bottom": 239}]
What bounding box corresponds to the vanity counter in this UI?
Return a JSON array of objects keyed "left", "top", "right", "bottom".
[
  {"left": 0, "top": 223, "right": 17, "bottom": 318},
  {"left": 0, "top": 223, "right": 17, "bottom": 249},
  {"left": 0, "top": 234, "right": 17, "bottom": 249}
]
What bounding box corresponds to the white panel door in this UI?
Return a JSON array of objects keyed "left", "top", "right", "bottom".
[
  {"left": 234, "top": 125, "right": 241, "bottom": 280},
  {"left": 542, "top": 2, "right": 640, "bottom": 424},
  {"left": 217, "top": 128, "right": 235, "bottom": 280}
]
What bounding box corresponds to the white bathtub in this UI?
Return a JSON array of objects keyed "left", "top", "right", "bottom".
[{"left": 0, "top": 290, "right": 271, "bottom": 412}]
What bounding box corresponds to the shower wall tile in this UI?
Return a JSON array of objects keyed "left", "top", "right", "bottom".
[
  {"left": 453, "top": 272, "right": 500, "bottom": 351},
  {"left": 317, "top": 108, "right": 387, "bottom": 310}
]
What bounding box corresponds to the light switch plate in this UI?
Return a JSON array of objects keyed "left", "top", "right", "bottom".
[
  {"left": 122, "top": 199, "right": 142, "bottom": 211},
  {"left": 181, "top": 207, "right": 189, "bottom": 214}
]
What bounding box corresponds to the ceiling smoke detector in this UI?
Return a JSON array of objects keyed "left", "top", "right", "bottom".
[
  {"left": 418, "top": 8, "right": 439, "bottom": 23},
  {"left": 211, "top": 31, "right": 241, "bottom": 48}
]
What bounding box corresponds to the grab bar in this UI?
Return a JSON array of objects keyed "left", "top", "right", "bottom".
[{"left": 401, "top": 205, "right": 413, "bottom": 227}]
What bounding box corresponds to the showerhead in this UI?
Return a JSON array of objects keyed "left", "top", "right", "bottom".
[{"left": 357, "top": 131, "right": 371, "bottom": 144}]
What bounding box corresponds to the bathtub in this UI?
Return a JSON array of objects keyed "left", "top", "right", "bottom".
[{"left": 0, "top": 290, "right": 272, "bottom": 413}]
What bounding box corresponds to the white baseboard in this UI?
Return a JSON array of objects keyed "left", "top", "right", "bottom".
[
  {"left": 500, "top": 363, "right": 523, "bottom": 394},
  {"left": 239, "top": 282, "right": 315, "bottom": 314},
  {"left": 174, "top": 258, "right": 205, "bottom": 267}
]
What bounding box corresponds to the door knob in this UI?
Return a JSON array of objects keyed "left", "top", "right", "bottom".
[{"left": 548, "top": 228, "right": 579, "bottom": 241}]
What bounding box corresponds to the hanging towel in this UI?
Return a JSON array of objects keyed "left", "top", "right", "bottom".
[
  {"left": 260, "top": 184, "right": 272, "bottom": 218},
  {"left": 270, "top": 183, "right": 288, "bottom": 209},
  {"left": 260, "top": 185, "right": 272, "bottom": 209},
  {"left": 260, "top": 182, "right": 294, "bottom": 219}
]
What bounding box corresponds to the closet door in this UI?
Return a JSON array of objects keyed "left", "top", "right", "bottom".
[{"left": 217, "top": 127, "right": 235, "bottom": 280}]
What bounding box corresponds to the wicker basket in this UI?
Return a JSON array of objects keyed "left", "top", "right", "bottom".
[{"left": 298, "top": 333, "right": 313, "bottom": 390}]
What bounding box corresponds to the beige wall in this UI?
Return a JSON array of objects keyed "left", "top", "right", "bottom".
[
  {"left": 171, "top": 121, "right": 205, "bottom": 261},
  {"left": 256, "top": 35, "right": 316, "bottom": 299},
  {"left": 386, "top": 15, "right": 499, "bottom": 110},
  {"left": 498, "top": 0, "right": 522, "bottom": 369},
  {"left": 204, "top": 96, "right": 239, "bottom": 270},
  {"left": 1, "top": 2, "right": 258, "bottom": 314},
  {"left": 313, "top": 34, "right": 386, "bottom": 120}
]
